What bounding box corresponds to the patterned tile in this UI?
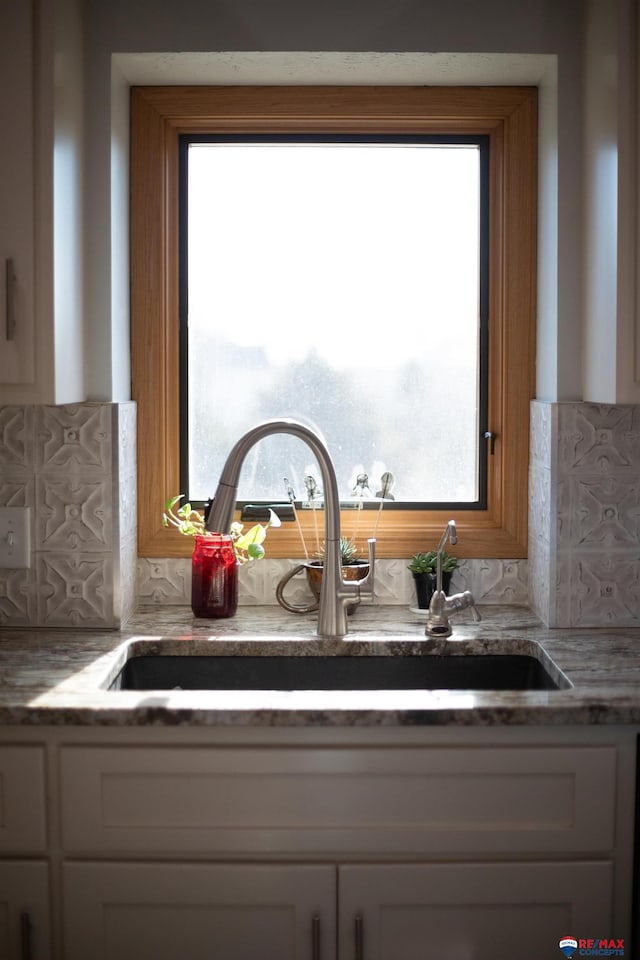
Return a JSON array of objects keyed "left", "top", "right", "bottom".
[
  {"left": 528, "top": 464, "right": 551, "bottom": 545},
  {"left": 374, "top": 559, "right": 414, "bottom": 605},
  {"left": 556, "top": 477, "right": 573, "bottom": 548},
  {"left": 571, "top": 477, "right": 640, "bottom": 547},
  {"left": 570, "top": 555, "right": 640, "bottom": 627},
  {"left": 0, "top": 478, "right": 35, "bottom": 509},
  {"left": 553, "top": 552, "right": 572, "bottom": 628},
  {"left": 117, "top": 402, "right": 137, "bottom": 483},
  {"left": 117, "top": 473, "right": 137, "bottom": 547},
  {"left": 0, "top": 568, "right": 37, "bottom": 625},
  {"left": 35, "top": 477, "right": 112, "bottom": 552},
  {"left": 137, "top": 558, "right": 190, "bottom": 604},
  {"left": 137, "top": 556, "right": 531, "bottom": 611},
  {"left": 240, "top": 558, "right": 300, "bottom": 606},
  {"left": 480, "top": 560, "right": 528, "bottom": 604},
  {"left": 7, "top": 397, "right": 640, "bottom": 630},
  {"left": 37, "top": 553, "right": 113, "bottom": 627},
  {"left": 117, "top": 535, "right": 138, "bottom": 627},
  {"left": 113, "top": 405, "right": 138, "bottom": 625},
  {"left": 558, "top": 403, "right": 640, "bottom": 475},
  {"left": 35, "top": 403, "right": 112, "bottom": 475},
  {"left": 0, "top": 402, "right": 140, "bottom": 628},
  {"left": 529, "top": 401, "right": 640, "bottom": 626},
  {"left": 0, "top": 405, "right": 35, "bottom": 473},
  {"left": 529, "top": 400, "right": 552, "bottom": 467},
  {"left": 527, "top": 536, "right": 551, "bottom": 625},
  {"left": 455, "top": 559, "right": 529, "bottom": 605}
]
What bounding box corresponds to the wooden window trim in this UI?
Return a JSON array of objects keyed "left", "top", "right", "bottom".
[{"left": 131, "top": 86, "right": 536, "bottom": 560}]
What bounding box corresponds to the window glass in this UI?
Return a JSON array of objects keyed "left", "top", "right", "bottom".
[{"left": 183, "top": 136, "right": 487, "bottom": 507}]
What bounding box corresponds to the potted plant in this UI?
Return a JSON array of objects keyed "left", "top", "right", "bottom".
[
  {"left": 276, "top": 537, "right": 369, "bottom": 615},
  {"left": 407, "top": 550, "right": 458, "bottom": 610},
  {"left": 163, "top": 495, "right": 280, "bottom": 618}
]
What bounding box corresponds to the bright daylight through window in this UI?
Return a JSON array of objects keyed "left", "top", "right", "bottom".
[
  {"left": 131, "top": 86, "right": 535, "bottom": 559},
  {"left": 182, "top": 136, "right": 487, "bottom": 509}
]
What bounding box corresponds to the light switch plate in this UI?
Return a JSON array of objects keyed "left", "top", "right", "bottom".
[{"left": 0, "top": 507, "right": 31, "bottom": 568}]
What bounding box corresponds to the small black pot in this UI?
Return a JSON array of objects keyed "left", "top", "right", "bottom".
[{"left": 411, "top": 570, "right": 453, "bottom": 610}]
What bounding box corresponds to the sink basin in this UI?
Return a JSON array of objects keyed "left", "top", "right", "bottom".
[{"left": 110, "top": 653, "right": 566, "bottom": 692}]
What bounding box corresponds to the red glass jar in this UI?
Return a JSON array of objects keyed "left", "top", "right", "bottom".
[{"left": 191, "top": 534, "right": 238, "bottom": 618}]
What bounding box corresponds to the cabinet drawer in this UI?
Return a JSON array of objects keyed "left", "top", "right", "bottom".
[
  {"left": 60, "top": 744, "right": 616, "bottom": 857},
  {"left": 0, "top": 746, "right": 47, "bottom": 853}
]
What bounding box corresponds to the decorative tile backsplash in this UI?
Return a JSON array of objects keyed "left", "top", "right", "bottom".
[
  {"left": 137, "top": 556, "right": 529, "bottom": 608},
  {"left": 0, "top": 402, "right": 136, "bottom": 628},
  {"left": 2, "top": 399, "right": 638, "bottom": 628},
  {"left": 529, "top": 401, "right": 640, "bottom": 627}
]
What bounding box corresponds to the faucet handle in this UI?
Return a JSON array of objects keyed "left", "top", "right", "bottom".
[
  {"left": 459, "top": 590, "right": 482, "bottom": 622},
  {"left": 449, "top": 590, "right": 482, "bottom": 622},
  {"left": 367, "top": 537, "right": 376, "bottom": 565},
  {"left": 358, "top": 538, "right": 376, "bottom": 601}
]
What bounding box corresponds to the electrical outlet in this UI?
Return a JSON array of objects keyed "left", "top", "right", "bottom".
[{"left": 0, "top": 507, "right": 31, "bottom": 568}]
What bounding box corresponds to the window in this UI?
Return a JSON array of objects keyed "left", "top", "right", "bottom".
[
  {"left": 132, "top": 86, "right": 536, "bottom": 559},
  {"left": 181, "top": 135, "right": 488, "bottom": 509}
]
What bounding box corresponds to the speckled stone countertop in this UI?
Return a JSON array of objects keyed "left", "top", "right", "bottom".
[{"left": 1, "top": 604, "right": 640, "bottom": 727}]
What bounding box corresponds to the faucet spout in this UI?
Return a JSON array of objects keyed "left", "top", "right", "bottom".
[
  {"left": 426, "top": 519, "right": 480, "bottom": 638},
  {"left": 205, "top": 419, "right": 375, "bottom": 639},
  {"left": 435, "top": 519, "right": 457, "bottom": 596}
]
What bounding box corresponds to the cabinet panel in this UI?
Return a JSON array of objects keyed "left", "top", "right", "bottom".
[
  {"left": 63, "top": 862, "right": 336, "bottom": 960},
  {"left": 63, "top": 859, "right": 615, "bottom": 960},
  {"left": 0, "top": 861, "right": 51, "bottom": 960},
  {"left": 60, "top": 744, "right": 616, "bottom": 857},
  {"left": 0, "top": 0, "right": 34, "bottom": 383},
  {"left": 0, "top": 746, "right": 47, "bottom": 852},
  {"left": 339, "top": 862, "right": 613, "bottom": 960}
]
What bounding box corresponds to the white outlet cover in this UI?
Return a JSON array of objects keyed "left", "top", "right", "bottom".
[{"left": 0, "top": 507, "right": 31, "bottom": 568}]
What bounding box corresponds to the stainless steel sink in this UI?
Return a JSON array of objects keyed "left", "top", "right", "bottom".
[{"left": 110, "top": 653, "right": 568, "bottom": 692}]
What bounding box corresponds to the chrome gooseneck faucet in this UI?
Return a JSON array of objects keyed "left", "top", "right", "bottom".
[
  {"left": 205, "top": 419, "right": 376, "bottom": 639},
  {"left": 425, "top": 519, "right": 481, "bottom": 638}
]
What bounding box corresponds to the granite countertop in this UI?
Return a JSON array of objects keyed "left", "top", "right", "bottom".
[{"left": 1, "top": 604, "right": 640, "bottom": 727}]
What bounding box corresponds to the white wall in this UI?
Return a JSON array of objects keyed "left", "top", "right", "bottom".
[
  {"left": 53, "top": 0, "right": 85, "bottom": 403},
  {"left": 612, "top": 0, "right": 640, "bottom": 403},
  {"left": 6, "top": 0, "right": 634, "bottom": 406},
  {"left": 536, "top": 59, "right": 560, "bottom": 401},
  {"left": 580, "top": 0, "right": 640, "bottom": 405},
  {"left": 583, "top": 0, "right": 619, "bottom": 402},
  {"left": 0, "top": 0, "right": 85, "bottom": 406},
  {"left": 82, "top": 0, "right": 588, "bottom": 404}
]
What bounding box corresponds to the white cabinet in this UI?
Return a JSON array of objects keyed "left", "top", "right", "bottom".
[
  {"left": 0, "top": 746, "right": 47, "bottom": 853},
  {"left": 62, "top": 859, "right": 614, "bottom": 960},
  {"left": 339, "top": 862, "right": 613, "bottom": 960},
  {"left": 0, "top": 862, "right": 51, "bottom": 960},
  {"left": 1, "top": 726, "right": 634, "bottom": 960},
  {"left": 57, "top": 736, "right": 631, "bottom": 958},
  {"left": 0, "top": 0, "right": 35, "bottom": 384},
  {"left": 0, "top": 749, "right": 50, "bottom": 957},
  {"left": 59, "top": 743, "right": 617, "bottom": 857},
  {"left": 63, "top": 862, "right": 336, "bottom": 960}
]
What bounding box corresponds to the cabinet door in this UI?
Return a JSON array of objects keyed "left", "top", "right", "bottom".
[
  {"left": 339, "top": 862, "right": 613, "bottom": 960},
  {"left": 0, "top": 0, "right": 34, "bottom": 384},
  {"left": 0, "top": 746, "right": 47, "bottom": 853},
  {"left": 64, "top": 862, "right": 336, "bottom": 960},
  {"left": 0, "top": 862, "right": 51, "bottom": 960}
]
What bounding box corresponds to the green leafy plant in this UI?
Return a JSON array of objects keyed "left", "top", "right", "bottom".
[
  {"left": 315, "top": 537, "right": 362, "bottom": 566},
  {"left": 407, "top": 550, "right": 458, "bottom": 575},
  {"left": 162, "top": 495, "right": 280, "bottom": 564}
]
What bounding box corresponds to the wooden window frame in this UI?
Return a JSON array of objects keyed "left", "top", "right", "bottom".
[{"left": 131, "top": 86, "right": 536, "bottom": 560}]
